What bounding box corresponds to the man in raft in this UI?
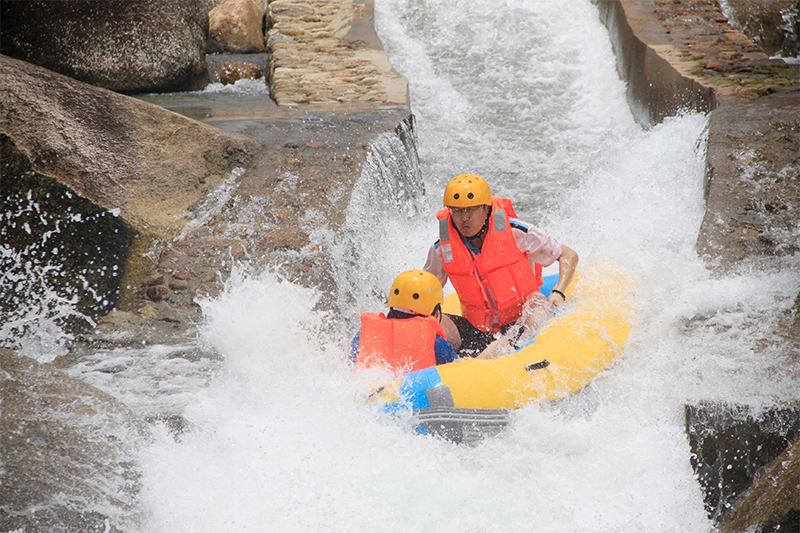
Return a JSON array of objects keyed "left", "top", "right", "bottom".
[
  {"left": 351, "top": 270, "right": 458, "bottom": 372},
  {"left": 423, "top": 174, "right": 579, "bottom": 358}
]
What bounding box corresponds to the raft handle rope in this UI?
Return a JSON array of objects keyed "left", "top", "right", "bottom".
[{"left": 525, "top": 359, "right": 550, "bottom": 371}]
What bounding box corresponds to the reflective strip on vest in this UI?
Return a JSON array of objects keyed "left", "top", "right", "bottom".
[
  {"left": 493, "top": 209, "right": 506, "bottom": 232},
  {"left": 439, "top": 218, "right": 450, "bottom": 243},
  {"left": 441, "top": 244, "right": 453, "bottom": 263}
]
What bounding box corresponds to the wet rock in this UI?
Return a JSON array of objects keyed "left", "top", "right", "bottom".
[
  {"left": 0, "top": 56, "right": 256, "bottom": 239},
  {"left": 697, "top": 97, "right": 800, "bottom": 268},
  {"left": 146, "top": 285, "right": 170, "bottom": 301},
  {"left": 168, "top": 279, "right": 190, "bottom": 291},
  {"left": 725, "top": 0, "right": 799, "bottom": 57},
  {"left": 134, "top": 303, "right": 160, "bottom": 319},
  {"left": 229, "top": 240, "right": 248, "bottom": 261},
  {"left": 96, "top": 309, "right": 145, "bottom": 330},
  {"left": 197, "top": 268, "right": 218, "bottom": 283},
  {"left": 259, "top": 226, "right": 309, "bottom": 251},
  {"left": 686, "top": 402, "right": 800, "bottom": 527},
  {"left": 197, "top": 281, "right": 223, "bottom": 298},
  {"left": 157, "top": 259, "right": 180, "bottom": 272},
  {"left": 0, "top": 55, "right": 258, "bottom": 326},
  {"left": 214, "top": 61, "right": 264, "bottom": 84},
  {"left": 208, "top": 0, "right": 267, "bottom": 54},
  {"left": 146, "top": 273, "right": 166, "bottom": 287},
  {"left": 0, "top": 349, "right": 147, "bottom": 532},
  {"left": 173, "top": 270, "right": 192, "bottom": 280},
  {"left": 0, "top": 0, "right": 210, "bottom": 93},
  {"left": 1, "top": 136, "right": 135, "bottom": 334},
  {"left": 594, "top": 0, "right": 717, "bottom": 124},
  {"left": 719, "top": 435, "right": 800, "bottom": 533}
]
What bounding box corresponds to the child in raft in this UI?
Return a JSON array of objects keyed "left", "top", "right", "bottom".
[{"left": 351, "top": 270, "right": 458, "bottom": 372}]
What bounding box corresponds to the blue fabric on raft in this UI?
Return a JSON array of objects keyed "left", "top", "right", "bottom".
[
  {"left": 539, "top": 273, "right": 559, "bottom": 298},
  {"left": 383, "top": 366, "right": 443, "bottom": 413}
]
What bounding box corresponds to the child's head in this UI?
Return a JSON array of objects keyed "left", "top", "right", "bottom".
[{"left": 387, "top": 270, "right": 443, "bottom": 317}]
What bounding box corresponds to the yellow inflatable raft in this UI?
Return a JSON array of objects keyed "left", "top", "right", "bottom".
[{"left": 368, "top": 263, "right": 633, "bottom": 441}]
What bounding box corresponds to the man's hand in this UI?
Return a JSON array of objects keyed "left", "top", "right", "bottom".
[{"left": 548, "top": 288, "right": 566, "bottom": 307}]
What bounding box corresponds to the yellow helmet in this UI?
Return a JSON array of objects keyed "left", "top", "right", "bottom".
[
  {"left": 387, "top": 270, "right": 443, "bottom": 316},
  {"left": 443, "top": 174, "right": 492, "bottom": 207}
]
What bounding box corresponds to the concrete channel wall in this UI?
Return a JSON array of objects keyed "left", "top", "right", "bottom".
[{"left": 594, "top": 0, "right": 717, "bottom": 124}]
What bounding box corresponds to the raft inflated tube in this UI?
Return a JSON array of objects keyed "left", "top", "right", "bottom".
[{"left": 377, "top": 269, "right": 631, "bottom": 413}]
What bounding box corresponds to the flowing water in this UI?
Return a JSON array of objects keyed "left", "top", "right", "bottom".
[{"left": 9, "top": 0, "right": 800, "bottom": 531}]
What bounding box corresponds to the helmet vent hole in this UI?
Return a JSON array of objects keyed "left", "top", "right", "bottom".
[
  {"left": 394, "top": 289, "right": 400, "bottom": 295},
  {"left": 467, "top": 192, "right": 474, "bottom": 199},
  {"left": 412, "top": 293, "right": 420, "bottom": 300},
  {"left": 453, "top": 193, "right": 460, "bottom": 200}
]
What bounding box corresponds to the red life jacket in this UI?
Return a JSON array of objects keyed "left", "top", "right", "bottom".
[
  {"left": 436, "top": 197, "right": 543, "bottom": 333},
  {"left": 357, "top": 313, "right": 446, "bottom": 372}
]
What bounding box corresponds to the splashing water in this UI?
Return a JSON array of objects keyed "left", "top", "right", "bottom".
[{"left": 52, "top": 0, "right": 800, "bottom": 530}]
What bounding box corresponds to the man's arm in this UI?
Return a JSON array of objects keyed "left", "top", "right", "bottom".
[
  {"left": 422, "top": 242, "right": 448, "bottom": 287},
  {"left": 509, "top": 221, "right": 578, "bottom": 306},
  {"left": 548, "top": 244, "right": 578, "bottom": 306}
]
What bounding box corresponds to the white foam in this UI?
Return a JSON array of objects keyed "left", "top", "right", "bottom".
[{"left": 71, "top": 0, "right": 800, "bottom": 530}]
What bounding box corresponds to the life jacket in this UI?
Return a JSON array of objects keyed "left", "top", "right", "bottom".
[
  {"left": 357, "top": 312, "right": 447, "bottom": 372},
  {"left": 436, "top": 197, "right": 543, "bottom": 333}
]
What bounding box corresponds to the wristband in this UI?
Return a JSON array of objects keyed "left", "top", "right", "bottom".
[{"left": 551, "top": 289, "right": 566, "bottom": 301}]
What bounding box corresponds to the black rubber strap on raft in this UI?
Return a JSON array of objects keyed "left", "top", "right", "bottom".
[{"left": 525, "top": 360, "right": 550, "bottom": 371}]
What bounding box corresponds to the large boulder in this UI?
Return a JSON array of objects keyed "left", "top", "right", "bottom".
[
  {"left": 0, "top": 349, "right": 147, "bottom": 532},
  {"left": 208, "top": 0, "right": 266, "bottom": 54},
  {"left": 0, "top": 0, "right": 210, "bottom": 93},
  {"left": 0, "top": 54, "right": 258, "bottom": 331}
]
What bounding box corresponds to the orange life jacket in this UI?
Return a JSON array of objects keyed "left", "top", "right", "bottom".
[
  {"left": 436, "top": 197, "right": 543, "bottom": 333},
  {"left": 357, "top": 313, "right": 446, "bottom": 372}
]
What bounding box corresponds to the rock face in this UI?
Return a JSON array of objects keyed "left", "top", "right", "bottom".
[
  {"left": 0, "top": 349, "right": 147, "bottom": 532},
  {"left": 719, "top": 435, "right": 800, "bottom": 533},
  {"left": 208, "top": 0, "right": 267, "bottom": 53},
  {"left": 1, "top": 137, "right": 136, "bottom": 333},
  {"left": 686, "top": 403, "right": 800, "bottom": 525},
  {"left": 0, "top": 54, "right": 258, "bottom": 329},
  {"left": 0, "top": 0, "right": 210, "bottom": 93},
  {"left": 0, "top": 56, "right": 246, "bottom": 231},
  {"left": 725, "top": 0, "right": 800, "bottom": 57},
  {"left": 595, "top": 0, "right": 716, "bottom": 124}
]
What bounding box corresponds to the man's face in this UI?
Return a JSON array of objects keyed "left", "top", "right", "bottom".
[{"left": 450, "top": 204, "right": 489, "bottom": 238}]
